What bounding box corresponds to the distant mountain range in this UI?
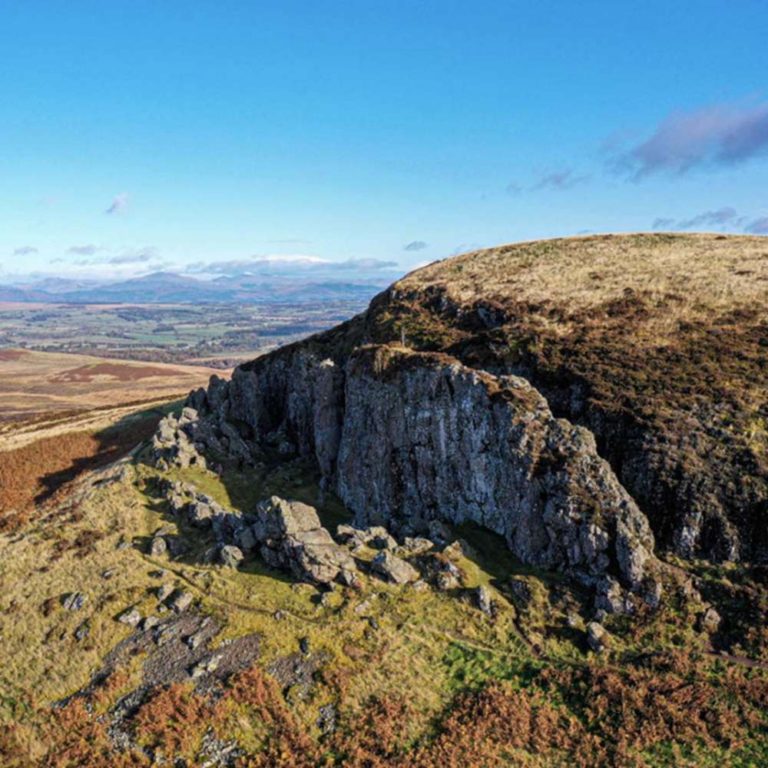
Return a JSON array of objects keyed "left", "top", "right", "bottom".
[{"left": 0, "top": 271, "right": 390, "bottom": 304}]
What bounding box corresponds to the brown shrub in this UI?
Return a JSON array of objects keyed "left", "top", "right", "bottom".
[{"left": 133, "top": 682, "right": 222, "bottom": 757}]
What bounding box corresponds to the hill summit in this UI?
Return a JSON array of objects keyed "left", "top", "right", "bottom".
[{"left": 189, "top": 232, "right": 768, "bottom": 569}]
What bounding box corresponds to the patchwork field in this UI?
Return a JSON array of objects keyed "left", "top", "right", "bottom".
[{"left": 0, "top": 300, "right": 367, "bottom": 368}]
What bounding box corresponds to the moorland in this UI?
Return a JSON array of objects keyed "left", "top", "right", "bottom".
[{"left": 0, "top": 234, "right": 767, "bottom": 767}]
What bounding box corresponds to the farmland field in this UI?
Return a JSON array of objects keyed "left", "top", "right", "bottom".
[{"left": 0, "top": 299, "right": 368, "bottom": 368}]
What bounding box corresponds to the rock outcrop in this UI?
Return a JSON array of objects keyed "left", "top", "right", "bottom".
[
  {"left": 144, "top": 236, "right": 768, "bottom": 603},
  {"left": 161, "top": 343, "right": 663, "bottom": 606},
  {"left": 253, "top": 496, "right": 357, "bottom": 585}
]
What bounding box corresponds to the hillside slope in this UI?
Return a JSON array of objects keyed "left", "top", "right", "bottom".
[
  {"left": 197, "top": 233, "right": 766, "bottom": 566},
  {"left": 3, "top": 235, "right": 768, "bottom": 766}
]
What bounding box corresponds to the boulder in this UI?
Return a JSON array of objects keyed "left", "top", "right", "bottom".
[
  {"left": 253, "top": 496, "right": 321, "bottom": 539},
  {"left": 117, "top": 608, "right": 142, "bottom": 627},
  {"left": 149, "top": 536, "right": 167, "bottom": 557},
  {"left": 697, "top": 606, "right": 721, "bottom": 634},
  {"left": 586, "top": 621, "right": 609, "bottom": 653},
  {"left": 400, "top": 536, "right": 434, "bottom": 556},
  {"left": 595, "top": 576, "right": 629, "bottom": 615},
  {"left": 220, "top": 545, "right": 244, "bottom": 569},
  {"left": 61, "top": 592, "right": 86, "bottom": 611},
  {"left": 364, "top": 526, "right": 398, "bottom": 551},
  {"left": 169, "top": 590, "right": 194, "bottom": 613},
  {"left": 157, "top": 583, "right": 174, "bottom": 602},
  {"left": 141, "top": 616, "right": 161, "bottom": 631},
  {"left": 74, "top": 621, "right": 89, "bottom": 642},
  {"left": 283, "top": 527, "right": 356, "bottom": 585},
  {"left": 371, "top": 551, "right": 419, "bottom": 584},
  {"left": 474, "top": 585, "right": 494, "bottom": 616},
  {"left": 188, "top": 500, "right": 215, "bottom": 528},
  {"left": 442, "top": 539, "right": 475, "bottom": 561},
  {"left": 436, "top": 571, "right": 461, "bottom": 591},
  {"left": 251, "top": 497, "right": 357, "bottom": 586}
]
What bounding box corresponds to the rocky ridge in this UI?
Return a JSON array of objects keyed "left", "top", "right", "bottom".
[
  {"left": 158, "top": 341, "right": 663, "bottom": 609},
  {"left": 164, "top": 233, "right": 768, "bottom": 575}
]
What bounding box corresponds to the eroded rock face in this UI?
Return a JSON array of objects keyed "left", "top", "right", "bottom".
[
  {"left": 169, "top": 342, "right": 664, "bottom": 605},
  {"left": 337, "top": 347, "right": 660, "bottom": 602}
]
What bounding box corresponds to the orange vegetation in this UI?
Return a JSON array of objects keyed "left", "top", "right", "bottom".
[
  {"left": 0, "top": 413, "right": 161, "bottom": 531},
  {"left": 14, "top": 651, "right": 767, "bottom": 767}
]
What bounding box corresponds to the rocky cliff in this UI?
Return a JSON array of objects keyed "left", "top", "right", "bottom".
[
  {"left": 184, "top": 347, "right": 660, "bottom": 606},
  {"left": 177, "top": 234, "right": 768, "bottom": 607}
]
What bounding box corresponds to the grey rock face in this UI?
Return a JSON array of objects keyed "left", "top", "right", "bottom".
[
  {"left": 164, "top": 341, "right": 664, "bottom": 605},
  {"left": 337, "top": 348, "right": 661, "bottom": 602}
]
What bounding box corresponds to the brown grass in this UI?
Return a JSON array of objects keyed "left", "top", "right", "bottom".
[
  {"left": 401, "top": 233, "right": 768, "bottom": 336},
  {"left": 51, "top": 362, "right": 182, "bottom": 383},
  {"left": 0, "top": 412, "right": 160, "bottom": 531}
]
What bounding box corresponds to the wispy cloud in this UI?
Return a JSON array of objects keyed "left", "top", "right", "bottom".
[
  {"left": 678, "top": 206, "right": 745, "bottom": 230},
  {"left": 67, "top": 244, "right": 102, "bottom": 256},
  {"left": 186, "top": 254, "right": 398, "bottom": 277},
  {"left": 505, "top": 182, "right": 523, "bottom": 196},
  {"left": 105, "top": 192, "right": 129, "bottom": 215},
  {"left": 403, "top": 241, "right": 428, "bottom": 252},
  {"left": 332, "top": 258, "right": 398, "bottom": 270},
  {"left": 651, "top": 207, "right": 768, "bottom": 234},
  {"left": 612, "top": 100, "right": 768, "bottom": 179},
  {"left": 73, "top": 246, "right": 158, "bottom": 267},
  {"left": 107, "top": 247, "right": 157, "bottom": 265},
  {"left": 746, "top": 217, "right": 768, "bottom": 234},
  {"left": 531, "top": 168, "right": 590, "bottom": 191},
  {"left": 13, "top": 246, "right": 38, "bottom": 256}
]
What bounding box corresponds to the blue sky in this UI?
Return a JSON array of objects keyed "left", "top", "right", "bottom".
[{"left": 1, "top": 0, "right": 766, "bottom": 281}]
